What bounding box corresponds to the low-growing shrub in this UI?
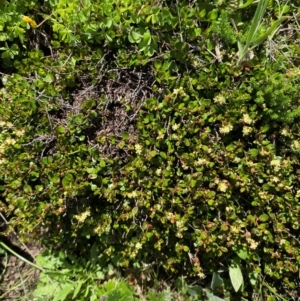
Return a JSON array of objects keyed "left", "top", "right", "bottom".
[{"left": 0, "top": 0, "right": 299, "bottom": 299}]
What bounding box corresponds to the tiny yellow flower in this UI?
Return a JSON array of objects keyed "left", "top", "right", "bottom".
[
  {"left": 218, "top": 182, "right": 228, "bottom": 192},
  {"left": 0, "top": 145, "right": 5, "bottom": 154},
  {"left": 5, "top": 138, "right": 16, "bottom": 145},
  {"left": 195, "top": 158, "right": 208, "bottom": 166},
  {"left": 214, "top": 95, "right": 226, "bottom": 104},
  {"left": 248, "top": 238, "right": 259, "bottom": 250},
  {"left": 279, "top": 239, "right": 286, "bottom": 245},
  {"left": 270, "top": 159, "right": 281, "bottom": 167},
  {"left": 242, "top": 126, "right": 252, "bottom": 136},
  {"left": 182, "top": 163, "right": 189, "bottom": 170},
  {"left": 281, "top": 128, "right": 289, "bottom": 136},
  {"left": 242, "top": 113, "right": 253, "bottom": 124},
  {"left": 127, "top": 191, "right": 138, "bottom": 198},
  {"left": 219, "top": 123, "right": 233, "bottom": 134},
  {"left": 135, "top": 144, "right": 143, "bottom": 154},
  {"left": 172, "top": 87, "right": 186, "bottom": 97},
  {"left": 233, "top": 157, "right": 241, "bottom": 163},
  {"left": 172, "top": 123, "right": 179, "bottom": 131},
  {"left": 156, "top": 168, "right": 162, "bottom": 176},
  {"left": 75, "top": 210, "right": 90, "bottom": 223},
  {"left": 14, "top": 129, "right": 25, "bottom": 137},
  {"left": 176, "top": 220, "right": 184, "bottom": 228},
  {"left": 157, "top": 129, "right": 164, "bottom": 140},
  {"left": 292, "top": 140, "right": 300, "bottom": 149},
  {"left": 271, "top": 176, "right": 280, "bottom": 183},
  {"left": 136, "top": 242, "right": 142, "bottom": 250}
]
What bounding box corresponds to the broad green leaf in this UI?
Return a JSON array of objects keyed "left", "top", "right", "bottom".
[
  {"left": 72, "top": 280, "right": 84, "bottom": 299},
  {"left": 205, "top": 290, "right": 226, "bottom": 301},
  {"left": 229, "top": 258, "right": 244, "bottom": 292},
  {"left": 53, "top": 284, "right": 74, "bottom": 301},
  {"left": 33, "top": 283, "right": 56, "bottom": 297},
  {"left": 251, "top": 17, "right": 289, "bottom": 49},
  {"left": 211, "top": 272, "right": 223, "bottom": 292}
]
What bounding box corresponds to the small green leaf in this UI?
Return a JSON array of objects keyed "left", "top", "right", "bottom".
[
  {"left": 90, "top": 243, "right": 98, "bottom": 262},
  {"left": 24, "top": 184, "right": 32, "bottom": 193},
  {"left": 44, "top": 73, "right": 54, "bottom": 83},
  {"left": 122, "top": 132, "right": 129, "bottom": 140},
  {"left": 260, "top": 124, "right": 270, "bottom": 133},
  {"left": 259, "top": 213, "right": 269, "bottom": 222},
  {"left": 226, "top": 144, "right": 235, "bottom": 151},
  {"left": 183, "top": 245, "right": 189, "bottom": 252},
  {"left": 62, "top": 173, "right": 74, "bottom": 188},
  {"left": 208, "top": 9, "right": 218, "bottom": 20},
  {"left": 160, "top": 152, "right": 167, "bottom": 159},
  {"left": 235, "top": 247, "right": 249, "bottom": 260},
  {"left": 249, "top": 149, "right": 258, "bottom": 158},
  {"left": 238, "top": 0, "right": 254, "bottom": 9},
  {"left": 199, "top": 9, "right": 206, "bottom": 18},
  {"left": 56, "top": 125, "right": 65, "bottom": 134}
]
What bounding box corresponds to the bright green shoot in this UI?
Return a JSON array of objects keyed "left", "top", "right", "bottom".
[{"left": 237, "top": 0, "right": 289, "bottom": 65}]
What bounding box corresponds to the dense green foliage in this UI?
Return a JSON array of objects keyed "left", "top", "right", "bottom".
[{"left": 1, "top": 0, "right": 300, "bottom": 299}]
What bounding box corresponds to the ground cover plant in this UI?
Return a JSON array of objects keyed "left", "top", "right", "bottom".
[{"left": 1, "top": 0, "right": 300, "bottom": 299}]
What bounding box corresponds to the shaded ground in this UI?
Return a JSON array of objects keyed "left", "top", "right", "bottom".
[{"left": 0, "top": 234, "right": 42, "bottom": 300}]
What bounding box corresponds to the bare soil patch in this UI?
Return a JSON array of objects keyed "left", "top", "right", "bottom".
[{"left": 0, "top": 234, "right": 43, "bottom": 300}]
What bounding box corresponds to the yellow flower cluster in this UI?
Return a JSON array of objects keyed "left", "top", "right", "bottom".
[
  {"left": 172, "top": 86, "right": 187, "bottom": 97},
  {"left": 270, "top": 158, "right": 281, "bottom": 172},
  {"left": 74, "top": 210, "right": 90, "bottom": 223},
  {"left": 213, "top": 94, "right": 226, "bottom": 104},
  {"left": 127, "top": 191, "right": 137, "bottom": 198},
  {"left": 195, "top": 158, "right": 209, "bottom": 166},
  {"left": 157, "top": 129, "right": 165, "bottom": 140},
  {"left": 242, "top": 113, "right": 253, "bottom": 124},
  {"left": 242, "top": 126, "right": 253, "bottom": 136},
  {"left": 134, "top": 144, "right": 143, "bottom": 154},
  {"left": 219, "top": 123, "right": 233, "bottom": 134}
]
